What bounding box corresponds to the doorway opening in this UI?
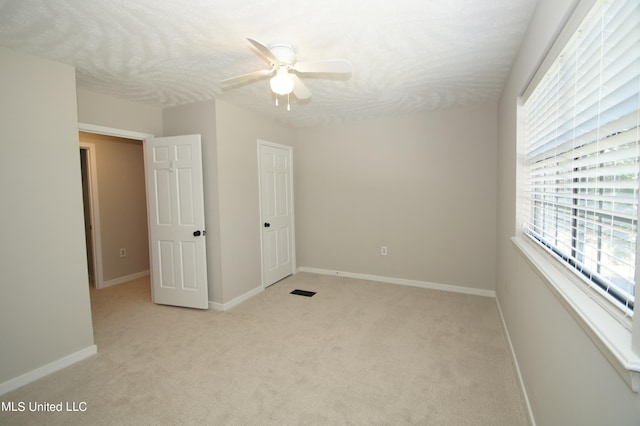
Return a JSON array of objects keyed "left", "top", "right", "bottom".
[
  {"left": 78, "top": 124, "right": 210, "bottom": 310},
  {"left": 78, "top": 124, "right": 153, "bottom": 290}
]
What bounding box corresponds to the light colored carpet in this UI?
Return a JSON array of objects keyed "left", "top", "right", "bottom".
[{"left": 1, "top": 273, "right": 529, "bottom": 425}]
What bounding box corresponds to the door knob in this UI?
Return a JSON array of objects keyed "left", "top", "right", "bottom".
[
  {"left": 264, "top": 222, "right": 271, "bottom": 228},
  {"left": 193, "top": 230, "right": 201, "bottom": 237}
]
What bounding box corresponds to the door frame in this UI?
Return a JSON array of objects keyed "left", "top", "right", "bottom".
[
  {"left": 79, "top": 123, "right": 153, "bottom": 141},
  {"left": 257, "top": 139, "right": 297, "bottom": 288},
  {"left": 78, "top": 123, "right": 154, "bottom": 289},
  {"left": 79, "top": 142, "right": 102, "bottom": 288}
]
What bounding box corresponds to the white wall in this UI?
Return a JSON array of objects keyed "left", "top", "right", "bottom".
[
  {"left": 0, "top": 48, "right": 95, "bottom": 387},
  {"left": 496, "top": 0, "right": 640, "bottom": 424},
  {"left": 294, "top": 104, "right": 498, "bottom": 292}
]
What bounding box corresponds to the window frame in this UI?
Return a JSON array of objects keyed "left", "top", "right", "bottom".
[{"left": 514, "top": 0, "right": 640, "bottom": 391}]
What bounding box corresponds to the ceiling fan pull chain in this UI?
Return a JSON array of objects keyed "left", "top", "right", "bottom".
[
  {"left": 287, "top": 93, "right": 291, "bottom": 112},
  {"left": 275, "top": 95, "right": 279, "bottom": 106}
]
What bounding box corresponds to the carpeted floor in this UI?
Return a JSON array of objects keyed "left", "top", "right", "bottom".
[{"left": 0, "top": 273, "right": 529, "bottom": 425}]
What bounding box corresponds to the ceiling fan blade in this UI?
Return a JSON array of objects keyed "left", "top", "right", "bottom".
[
  {"left": 293, "top": 59, "right": 352, "bottom": 74},
  {"left": 290, "top": 74, "right": 311, "bottom": 100},
  {"left": 220, "top": 68, "right": 273, "bottom": 85},
  {"left": 247, "top": 37, "right": 278, "bottom": 66}
]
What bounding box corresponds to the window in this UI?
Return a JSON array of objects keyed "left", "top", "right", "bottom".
[{"left": 522, "top": 0, "right": 639, "bottom": 317}]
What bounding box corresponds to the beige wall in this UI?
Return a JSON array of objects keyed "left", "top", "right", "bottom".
[
  {"left": 0, "top": 48, "right": 95, "bottom": 384},
  {"left": 215, "top": 100, "right": 296, "bottom": 303},
  {"left": 6, "top": 12, "right": 637, "bottom": 420},
  {"left": 77, "top": 88, "right": 163, "bottom": 137},
  {"left": 164, "top": 99, "right": 297, "bottom": 305},
  {"left": 293, "top": 104, "right": 497, "bottom": 291},
  {"left": 496, "top": 0, "right": 640, "bottom": 424},
  {"left": 79, "top": 132, "right": 149, "bottom": 283}
]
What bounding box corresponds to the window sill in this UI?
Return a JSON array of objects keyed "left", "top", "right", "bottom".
[{"left": 511, "top": 236, "right": 640, "bottom": 392}]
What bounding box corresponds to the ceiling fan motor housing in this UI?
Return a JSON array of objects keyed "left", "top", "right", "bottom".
[{"left": 269, "top": 42, "right": 296, "bottom": 65}]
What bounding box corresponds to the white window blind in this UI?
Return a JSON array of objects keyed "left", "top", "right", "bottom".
[{"left": 523, "top": 0, "right": 640, "bottom": 316}]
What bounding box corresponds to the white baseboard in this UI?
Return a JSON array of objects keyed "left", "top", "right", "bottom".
[
  {"left": 209, "top": 285, "right": 264, "bottom": 312},
  {"left": 0, "top": 345, "right": 97, "bottom": 396},
  {"left": 298, "top": 267, "right": 496, "bottom": 298},
  {"left": 495, "top": 297, "right": 536, "bottom": 426},
  {"left": 101, "top": 270, "right": 150, "bottom": 289}
]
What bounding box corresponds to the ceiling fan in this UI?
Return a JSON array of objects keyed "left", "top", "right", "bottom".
[{"left": 221, "top": 38, "right": 352, "bottom": 109}]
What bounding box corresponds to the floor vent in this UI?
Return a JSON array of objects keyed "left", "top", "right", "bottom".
[{"left": 290, "top": 289, "right": 316, "bottom": 297}]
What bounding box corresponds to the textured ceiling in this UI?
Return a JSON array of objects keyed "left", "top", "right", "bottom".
[{"left": 0, "top": 0, "right": 537, "bottom": 127}]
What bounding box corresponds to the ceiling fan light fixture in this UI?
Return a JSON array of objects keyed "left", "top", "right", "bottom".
[
  {"left": 270, "top": 67, "right": 294, "bottom": 95},
  {"left": 222, "top": 38, "right": 351, "bottom": 102}
]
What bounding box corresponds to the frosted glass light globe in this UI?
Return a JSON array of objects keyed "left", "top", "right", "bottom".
[{"left": 270, "top": 68, "right": 294, "bottom": 95}]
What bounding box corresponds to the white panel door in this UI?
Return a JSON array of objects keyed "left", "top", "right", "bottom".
[
  {"left": 259, "top": 141, "right": 295, "bottom": 287},
  {"left": 145, "top": 135, "right": 208, "bottom": 309}
]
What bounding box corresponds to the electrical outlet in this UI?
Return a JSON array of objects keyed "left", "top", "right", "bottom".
[
  {"left": 381, "top": 246, "right": 388, "bottom": 256},
  {"left": 119, "top": 248, "right": 127, "bottom": 258}
]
